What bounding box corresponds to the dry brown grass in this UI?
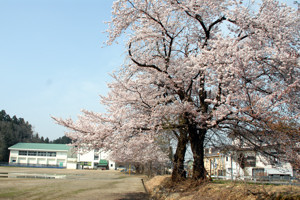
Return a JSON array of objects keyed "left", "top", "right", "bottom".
[
  {"left": 0, "top": 167, "right": 148, "bottom": 200},
  {"left": 145, "top": 175, "right": 171, "bottom": 192},
  {"left": 145, "top": 176, "right": 300, "bottom": 200}
]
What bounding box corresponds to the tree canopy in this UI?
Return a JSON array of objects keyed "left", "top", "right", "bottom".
[{"left": 54, "top": 0, "right": 299, "bottom": 181}]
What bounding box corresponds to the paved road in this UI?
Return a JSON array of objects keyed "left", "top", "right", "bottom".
[{"left": 0, "top": 167, "right": 149, "bottom": 200}]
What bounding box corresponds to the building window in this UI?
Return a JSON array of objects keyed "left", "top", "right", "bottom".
[
  {"left": 47, "top": 152, "right": 56, "bottom": 157},
  {"left": 28, "top": 151, "right": 37, "bottom": 156},
  {"left": 79, "top": 162, "right": 91, "bottom": 166},
  {"left": 94, "top": 155, "right": 99, "bottom": 160},
  {"left": 246, "top": 156, "right": 256, "bottom": 167},
  {"left": 226, "top": 156, "right": 228, "bottom": 162},
  {"left": 252, "top": 168, "right": 264, "bottom": 177},
  {"left": 19, "top": 151, "right": 27, "bottom": 156},
  {"left": 38, "top": 151, "right": 47, "bottom": 156},
  {"left": 228, "top": 168, "right": 232, "bottom": 175},
  {"left": 18, "top": 151, "right": 57, "bottom": 157}
]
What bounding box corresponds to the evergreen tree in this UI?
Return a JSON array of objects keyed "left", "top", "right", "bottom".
[
  {"left": 0, "top": 110, "right": 43, "bottom": 162},
  {"left": 52, "top": 136, "right": 71, "bottom": 144},
  {"left": 45, "top": 137, "right": 50, "bottom": 143}
]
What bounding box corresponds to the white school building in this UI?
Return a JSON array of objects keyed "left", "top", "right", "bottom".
[
  {"left": 8, "top": 143, "right": 76, "bottom": 168},
  {"left": 8, "top": 143, "right": 115, "bottom": 170}
]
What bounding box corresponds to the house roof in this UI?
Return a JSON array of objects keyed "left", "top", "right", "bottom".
[{"left": 8, "top": 143, "right": 71, "bottom": 151}]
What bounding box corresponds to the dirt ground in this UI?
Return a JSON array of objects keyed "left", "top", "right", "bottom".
[{"left": 0, "top": 167, "right": 149, "bottom": 200}]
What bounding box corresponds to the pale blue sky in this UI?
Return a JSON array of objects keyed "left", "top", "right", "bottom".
[
  {"left": 0, "top": 0, "right": 124, "bottom": 140},
  {"left": 0, "top": 0, "right": 297, "bottom": 140}
]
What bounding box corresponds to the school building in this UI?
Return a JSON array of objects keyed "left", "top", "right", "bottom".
[{"left": 8, "top": 143, "right": 115, "bottom": 170}]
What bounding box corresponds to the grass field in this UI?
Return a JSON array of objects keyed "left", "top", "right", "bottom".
[{"left": 0, "top": 167, "right": 148, "bottom": 200}]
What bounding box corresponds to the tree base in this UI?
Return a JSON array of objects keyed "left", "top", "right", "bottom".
[{"left": 167, "top": 176, "right": 212, "bottom": 192}]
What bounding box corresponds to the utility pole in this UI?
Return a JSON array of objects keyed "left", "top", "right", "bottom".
[
  {"left": 129, "top": 164, "right": 131, "bottom": 175},
  {"left": 209, "top": 159, "right": 211, "bottom": 176},
  {"left": 231, "top": 153, "right": 233, "bottom": 180}
]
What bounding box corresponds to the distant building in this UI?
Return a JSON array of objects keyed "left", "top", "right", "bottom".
[
  {"left": 77, "top": 148, "right": 115, "bottom": 170},
  {"left": 8, "top": 143, "right": 77, "bottom": 169},
  {"left": 203, "top": 147, "right": 294, "bottom": 180},
  {"left": 204, "top": 148, "right": 226, "bottom": 176},
  {"left": 8, "top": 143, "right": 116, "bottom": 170}
]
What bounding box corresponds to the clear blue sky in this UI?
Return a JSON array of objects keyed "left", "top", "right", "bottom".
[
  {"left": 0, "top": 0, "right": 296, "bottom": 141},
  {"left": 0, "top": 0, "right": 124, "bottom": 140}
]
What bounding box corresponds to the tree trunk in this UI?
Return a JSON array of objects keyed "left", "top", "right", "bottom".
[
  {"left": 171, "top": 129, "right": 188, "bottom": 182},
  {"left": 189, "top": 126, "right": 207, "bottom": 180},
  {"left": 148, "top": 161, "right": 152, "bottom": 178},
  {"left": 134, "top": 163, "right": 142, "bottom": 174}
]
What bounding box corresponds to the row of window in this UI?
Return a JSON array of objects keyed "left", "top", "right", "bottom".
[{"left": 19, "top": 151, "right": 56, "bottom": 157}]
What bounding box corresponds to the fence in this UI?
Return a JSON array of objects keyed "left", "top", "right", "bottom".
[{"left": 211, "top": 175, "right": 300, "bottom": 186}]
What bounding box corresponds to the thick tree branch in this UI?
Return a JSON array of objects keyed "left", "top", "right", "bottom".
[{"left": 129, "top": 42, "right": 165, "bottom": 73}]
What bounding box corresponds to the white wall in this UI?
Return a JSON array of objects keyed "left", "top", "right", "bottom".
[
  {"left": 67, "top": 158, "right": 77, "bottom": 169},
  {"left": 9, "top": 150, "right": 69, "bottom": 167},
  {"left": 256, "top": 154, "right": 293, "bottom": 176},
  {"left": 37, "top": 158, "right": 47, "bottom": 165},
  {"left": 224, "top": 155, "right": 245, "bottom": 178},
  {"left": 78, "top": 150, "right": 94, "bottom": 161},
  {"left": 9, "top": 150, "right": 18, "bottom": 157},
  {"left": 77, "top": 149, "right": 115, "bottom": 170}
]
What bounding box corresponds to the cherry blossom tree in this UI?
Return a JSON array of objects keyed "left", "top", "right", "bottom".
[
  {"left": 53, "top": 70, "right": 172, "bottom": 167},
  {"left": 54, "top": 0, "right": 299, "bottom": 182}
]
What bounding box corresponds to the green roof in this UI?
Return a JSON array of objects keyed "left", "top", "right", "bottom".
[{"left": 8, "top": 143, "right": 71, "bottom": 151}]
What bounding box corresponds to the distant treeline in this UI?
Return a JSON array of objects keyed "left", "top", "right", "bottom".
[{"left": 0, "top": 110, "right": 71, "bottom": 162}]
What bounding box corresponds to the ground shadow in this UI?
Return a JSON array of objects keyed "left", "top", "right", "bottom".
[{"left": 118, "top": 192, "right": 150, "bottom": 200}]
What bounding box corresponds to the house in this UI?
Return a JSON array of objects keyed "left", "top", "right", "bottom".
[
  {"left": 77, "top": 148, "right": 115, "bottom": 170},
  {"left": 228, "top": 136, "right": 295, "bottom": 179},
  {"left": 183, "top": 159, "right": 193, "bottom": 177},
  {"left": 227, "top": 148, "right": 293, "bottom": 179},
  {"left": 203, "top": 147, "right": 294, "bottom": 180},
  {"left": 204, "top": 148, "right": 226, "bottom": 176},
  {"left": 8, "top": 143, "right": 77, "bottom": 169}
]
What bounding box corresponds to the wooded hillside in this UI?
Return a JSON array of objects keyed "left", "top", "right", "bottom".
[{"left": 0, "top": 110, "right": 46, "bottom": 162}]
